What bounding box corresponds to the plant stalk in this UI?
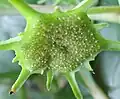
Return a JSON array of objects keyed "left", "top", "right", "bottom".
[{"left": 65, "top": 72, "right": 83, "bottom": 99}]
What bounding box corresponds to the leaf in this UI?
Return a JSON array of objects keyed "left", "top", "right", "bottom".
[{"left": 93, "top": 23, "right": 120, "bottom": 98}]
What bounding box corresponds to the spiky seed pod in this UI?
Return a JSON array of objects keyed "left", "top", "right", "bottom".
[{"left": 0, "top": 0, "right": 120, "bottom": 99}]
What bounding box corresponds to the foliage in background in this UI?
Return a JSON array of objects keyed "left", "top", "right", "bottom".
[
  {"left": 0, "top": 0, "right": 82, "bottom": 7},
  {"left": 26, "top": 0, "right": 81, "bottom": 5}
]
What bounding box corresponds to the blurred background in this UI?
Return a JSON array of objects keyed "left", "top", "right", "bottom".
[{"left": 0, "top": 0, "right": 120, "bottom": 99}]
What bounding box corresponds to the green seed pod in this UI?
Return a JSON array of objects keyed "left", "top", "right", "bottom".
[{"left": 0, "top": 0, "right": 120, "bottom": 99}]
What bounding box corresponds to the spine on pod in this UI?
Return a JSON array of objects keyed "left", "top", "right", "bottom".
[
  {"left": 101, "top": 40, "right": 120, "bottom": 51},
  {"left": 8, "top": 0, "right": 40, "bottom": 20},
  {"left": 10, "top": 68, "right": 31, "bottom": 94},
  {"left": 0, "top": 36, "right": 21, "bottom": 50},
  {"left": 46, "top": 70, "right": 54, "bottom": 91},
  {"left": 72, "top": 0, "right": 98, "bottom": 11},
  {"left": 65, "top": 72, "right": 83, "bottom": 99}
]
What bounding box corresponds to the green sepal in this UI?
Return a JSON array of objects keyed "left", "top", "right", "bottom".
[
  {"left": 65, "top": 72, "right": 83, "bottom": 99},
  {"left": 101, "top": 40, "right": 120, "bottom": 51},
  {"left": 8, "top": 0, "right": 41, "bottom": 20},
  {"left": 72, "top": 0, "right": 98, "bottom": 12},
  {"left": 83, "top": 62, "right": 93, "bottom": 71},
  {"left": 46, "top": 70, "right": 54, "bottom": 91},
  {"left": 12, "top": 56, "right": 19, "bottom": 63},
  {"left": 94, "top": 23, "right": 109, "bottom": 31},
  {"left": 10, "top": 68, "right": 31, "bottom": 94},
  {"left": 0, "top": 36, "right": 21, "bottom": 50}
]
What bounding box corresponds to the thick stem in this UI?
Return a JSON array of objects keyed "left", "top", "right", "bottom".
[
  {"left": 72, "top": 0, "right": 98, "bottom": 11},
  {"left": 87, "top": 6, "right": 120, "bottom": 14},
  {"left": 46, "top": 70, "right": 54, "bottom": 91},
  {"left": 65, "top": 72, "right": 83, "bottom": 99},
  {"left": 8, "top": 0, "right": 40, "bottom": 19},
  {"left": 79, "top": 70, "right": 108, "bottom": 99},
  {"left": 101, "top": 40, "right": 120, "bottom": 51},
  {"left": 10, "top": 68, "right": 31, "bottom": 94},
  {"left": 87, "top": 6, "right": 120, "bottom": 24},
  {"left": 0, "top": 36, "right": 21, "bottom": 50}
]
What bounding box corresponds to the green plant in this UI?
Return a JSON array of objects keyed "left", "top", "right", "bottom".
[{"left": 1, "top": 0, "right": 120, "bottom": 99}]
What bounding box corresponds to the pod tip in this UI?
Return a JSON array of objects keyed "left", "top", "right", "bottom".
[{"left": 9, "top": 90, "right": 15, "bottom": 95}]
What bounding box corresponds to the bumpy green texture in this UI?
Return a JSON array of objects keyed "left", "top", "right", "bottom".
[
  {"left": 16, "top": 11, "right": 101, "bottom": 73},
  {"left": 1, "top": 0, "right": 120, "bottom": 99}
]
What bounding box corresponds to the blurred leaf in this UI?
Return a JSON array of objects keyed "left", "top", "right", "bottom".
[
  {"left": 54, "top": 84, "right": 76, "bottom": 99},
  {"left": 37, "top": 0, "right": 79, "bottom": 5},
  {"left": 53, "top": 0, "right": 77, "bottom": 5},
  {"left": 0, "top": 0, "right": 12, "bottom": 8},
  {"left": 77, "top": 69, "right": 108, "bottom": 99},
  {"left": 25, "top": 0, "right": 39, "bottom": 4},
  {"left": 0, "top": 83, "right": 26, "bottom": 99},
  {"left": 92, "top": 0, "right": 120, "bottom": 98},
  {"left": 0, "top": 71, "right": 19, "bottom": 80},
  {"left": 99, "top": 0, "right": 118, "bottom": 6},
  {"left": 27, "top": 87, "right": 53, "bottom": 99}
]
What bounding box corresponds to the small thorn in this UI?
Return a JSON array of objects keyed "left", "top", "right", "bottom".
[
  {"left": 92, "top": 71, "right": 95, "bottom": 74},
  {"left": 9, "top": 91, "right": 15, "bottom": 95},
  {"left": 46, "top": 70, "right": 53, "bottom": 91}
]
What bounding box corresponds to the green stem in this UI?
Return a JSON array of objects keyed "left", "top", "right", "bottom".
[
  {"left": 73, "top": 0, "right": 98, "bottom": 11},
  {"left": 101, "top": 40, "right": 120, "bottom": 51},
  {"left": 87, "top": 6, "right": 120, "bottom": 14},
  {"left": 8, "top": 0, "right": 39, "bottom": 19},
  {"left": 10, "top": 68, "right": 30, "bottom": 94},
  {"left": 65, "top": 72, "right": 83, "bottom": 99},
  {"left": 46, "top": 70, "right": 53, "bottom": 91},
  {"left": 0, "top": 36, "right": 21, "bottom": 50},
  {"left": 78, "top": 70, "right": 108, "bottom": 99},
  {"left": 87, "top": 6, "right": 120, "bottom": 23}
]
